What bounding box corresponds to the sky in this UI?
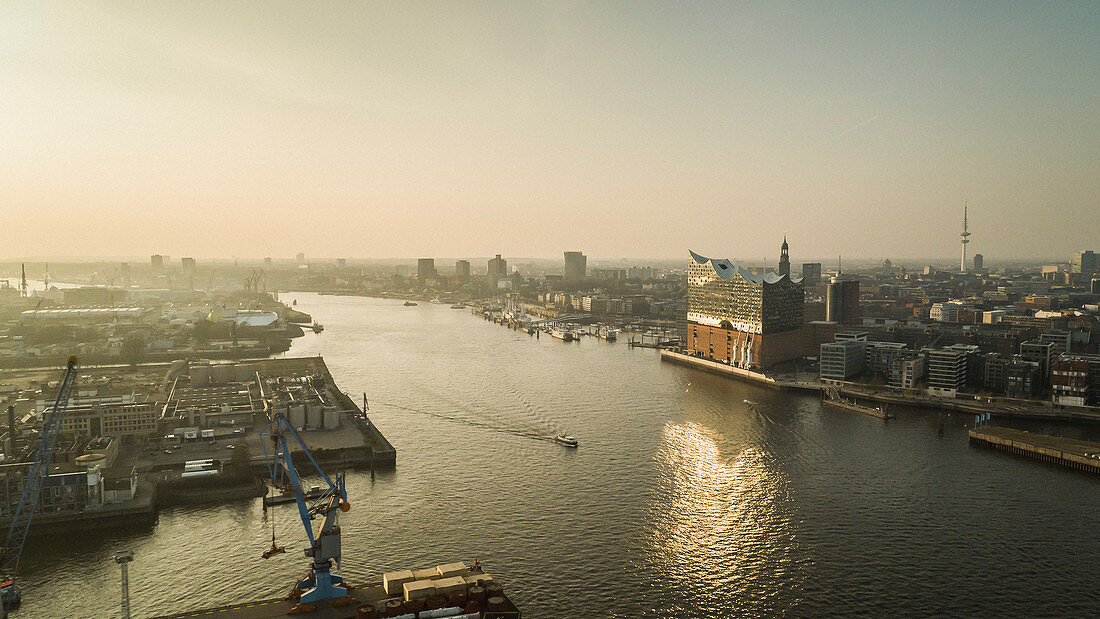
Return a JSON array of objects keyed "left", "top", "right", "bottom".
[{"left": 1, "top": 1, "right": 1097, "bottom": 262}]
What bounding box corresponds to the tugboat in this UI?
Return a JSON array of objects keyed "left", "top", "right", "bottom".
[{"left": 554, "top": 434, "right": 579, "bottom": 448}]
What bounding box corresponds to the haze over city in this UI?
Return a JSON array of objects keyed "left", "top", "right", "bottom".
[{"left": 2, "top": 2, "right": 1097, "bottom": 261}]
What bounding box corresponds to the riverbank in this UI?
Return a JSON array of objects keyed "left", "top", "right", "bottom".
[{"left": 660, "top": 348, "right": 1100, "bottom": 423}]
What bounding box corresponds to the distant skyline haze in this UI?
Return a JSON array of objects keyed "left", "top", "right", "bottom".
[{"left": 1, "top": 2, "right": 1097, "bottom": 261}]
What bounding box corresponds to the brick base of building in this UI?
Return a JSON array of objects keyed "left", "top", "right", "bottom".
[{"left": 686, "top": 322, "right": 803, "bottom": 369}]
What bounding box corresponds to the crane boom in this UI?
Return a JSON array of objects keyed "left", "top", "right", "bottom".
[
  {"left": 1, "top": 355, "right": 78, "bottom": 574},
  {"left": 260, "top": 412, "right": 350, "bottom": 607}
]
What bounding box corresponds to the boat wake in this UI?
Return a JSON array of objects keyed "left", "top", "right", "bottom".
[{"left": 372, "top": 400, "right": 559, "bottom": 444}]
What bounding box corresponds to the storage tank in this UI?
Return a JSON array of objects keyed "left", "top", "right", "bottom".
[
  {"left": 289, "top": 405, "right": 306, "bottom": 429},
  {"left": 323, "top": 408, "right": 339, "bottom": 430},
  {"left": 306, "top": 403, "right": 323, "bottom": 430},
  {"left": 190, "top": 363, "right": 211, "bottom": 387}
]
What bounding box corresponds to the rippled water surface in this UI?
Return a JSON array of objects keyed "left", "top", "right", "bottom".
[{"left": 19, "top": 294, "right": 1100, "bottom": 617}]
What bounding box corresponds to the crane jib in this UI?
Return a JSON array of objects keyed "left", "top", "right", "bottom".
[{"left": 1, "top": 356, "right": 79, "bottom": 575}]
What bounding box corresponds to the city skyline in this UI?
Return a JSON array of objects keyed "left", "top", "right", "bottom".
[{"left": 2, "top": 3, "right": 1098, "bottom": 260}]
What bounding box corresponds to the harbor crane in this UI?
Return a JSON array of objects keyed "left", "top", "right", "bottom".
[
  {"left": 260, "top": 412, "right": 351, "bottom": 609},
  {"left": 0, "top": 355, "right": 79, "bottom": 615}
]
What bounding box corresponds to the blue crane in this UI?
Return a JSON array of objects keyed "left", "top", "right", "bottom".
[
  {"left": 0, "top": 355, "right": 79, "bottom": 613},
  {"left": 260, "top": 412, "right": 351, "bottom": 608}
]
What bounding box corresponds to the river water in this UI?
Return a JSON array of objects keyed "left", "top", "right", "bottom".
[{"left": 18, "top": 294, "right": 1100, "bottom": 617}]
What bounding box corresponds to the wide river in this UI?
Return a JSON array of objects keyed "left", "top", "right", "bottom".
[{"left": 19, "top": 294, "right": 1100, "bottom": 617}]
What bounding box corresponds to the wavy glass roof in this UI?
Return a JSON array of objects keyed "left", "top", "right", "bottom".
[{"left": 688, "top": 250, "right": 803, "bottom": 284}]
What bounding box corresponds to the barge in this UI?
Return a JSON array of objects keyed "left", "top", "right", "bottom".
[{"left": 154, "top": 562, "right": 520, "bottom": 619}]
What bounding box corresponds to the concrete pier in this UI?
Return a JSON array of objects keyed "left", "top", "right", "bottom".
[{"left": 969, "top": 426, "right": 1100, "bottom": 474}]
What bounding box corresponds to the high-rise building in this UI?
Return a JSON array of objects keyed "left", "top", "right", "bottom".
[
  {"left": 181, "top": 257, "right": 196, "bottom": 276},
  {"left": 417, "top": 258, "right": 436, "bottom": 284},
  {"left": 564, "top": 251, "right": 587, "bottom": 285},
  {"left": 455, "top": 260, "right": 471, "bottom": 282},
  {"left": 264, "top": 257, "right": 273, "bottom": 268},
  {"left": 296, "top": 252, "right": 306, "bottom": 264},
  {"left": 1071, "top": 250, "right": 1097, "bottom": 277},
  {"left": 801, "top": 263, "right": 822, "bottom": 287},
  {"left": 685, "top": 250, "right": 804, "bottom": 368},
  {"left": 778, "top": 237, "right": 790, "bottom": 277},
  {"left": 973, "top": 253, "right": 984, "bottom": 272},
  {"left": 336, "top": 258, "right": 347, "bottom": 269},
  {"left": 150, "top": 254, "right": 164, "bottom": 270},
  {"left": 824, "top": 277, "right": 860, "bottom": 325},
  {"left": 488, "top": 254, "right": 507, "bottom": 281}
]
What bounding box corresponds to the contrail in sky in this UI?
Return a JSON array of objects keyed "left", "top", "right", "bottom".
[{"left": 830, "top": 115, "right": 880, "bottom": 141}]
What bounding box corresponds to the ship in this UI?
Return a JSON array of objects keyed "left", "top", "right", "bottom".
[
  {"left": 403, "top": 301, "right": 418, "bottom": 306},
  {"left": 311, "top": 323, "right": 324, "bottom": 333},
  {"left": 554, "top": 434, "right": 579, "bottom": 447},
  {"left": 549, "top": 329, "right": 573, "bottom": 342},
  {"left": 450, "top": 303, "right": 466, "bottom": 309}
]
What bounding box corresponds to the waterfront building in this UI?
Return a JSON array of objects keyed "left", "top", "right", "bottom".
[
  {"left": 564, "top": 251, "right": 587, "bottom": 285},
  {"left": 889, "top": 354, "right": 924, "bottom": 389},
  {"left": 1051, "top": 354, "right": 1100, "bottom": 406},
  {"left": 455, "top": 260, "right": 471, "bottom": 282},
  {"left": 1019, "top": 340, "right": 1057, "bottom": 384},
  {"left": 417, "top": 258, "right": 436, "bottom": 285},
  {"left": 926, "top": 344, "right": 979, "bottom": 397},
  {"left": 40, "top": 393, "right": 158, "bottom": 440},
  {"left": 866, "top": 341, "right": 909, "bottom": 380},
  {"left": 820, "top": 338, "right": 866, "bottom": 380},
  {"left": 686, "top": 249, "right": 804, "bottom": 369}
]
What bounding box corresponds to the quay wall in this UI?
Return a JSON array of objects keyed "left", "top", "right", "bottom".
[
  {"left": 659, "top": 349, "right": 805, "bottom": 392},
  {"left": 969, "top": 430, "right": 1100, "bottom": 475}
]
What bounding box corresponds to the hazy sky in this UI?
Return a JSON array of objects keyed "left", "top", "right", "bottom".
[{"left": 1, "top": 2, "right": 1097, "bottom": 262}]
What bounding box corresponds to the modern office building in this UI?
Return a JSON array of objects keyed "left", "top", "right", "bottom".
[
  {"left": 926, "top": 344, "right": 979, "bottom": 396},
  {"left": 820, "top": 336, "right": 866, "bottom": 380},
  {"left": 564, "top": 251, "right": 587, "bottom": 285},
  {"left": 150, "top": 254, "right": 165, "bottom": 270},
  {"left": 417, "top": 258, "right": 436, "bottom": 284},
  {"left": 1051, "top": 354, "right": 1100, "bottom": 406},
  {"left": 973, "top": 253, "right": 984, "bottom": 272},
  {"left": 825, "top": 277, "right": 860, "bottom": 325},
  {"left": 801, "top": 263, "right": 822, "bottom": 287},
  {"left": 889, "top": 354, "right": 924, "bottom": 389},
  {"left": 685, "top": 249, "right": 804, "bottom": 369},
  {"left": 487, "top": 254, "right": 508, "bottom": 282},
  {"left": 1070, "top": 250, "right": 1097, "bottom": 277},
  {"left": 1019, "top": 340, "right": 1057, "bottom": 384},
  {"left": 455, "top": 260, "right": 471, "bottom": 282}
]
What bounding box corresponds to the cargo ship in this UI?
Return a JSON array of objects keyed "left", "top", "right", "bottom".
[{"left": 153, "top": 561, "right": 520, "bottom": 619}]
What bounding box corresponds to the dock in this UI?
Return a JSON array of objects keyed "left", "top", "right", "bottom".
[
  {"left": 822, "top": 397, "right": 893, "bottom": 419},
  {"left": 152, "top": 564, "right": 520, "bottom": 619},
  {"left": 969, "top": 426, "right": 1100, "bottom": 474}
]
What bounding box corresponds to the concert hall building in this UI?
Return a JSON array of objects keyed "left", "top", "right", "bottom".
[{"left": 686, "top": 249, "right": 805, "bottom": 369}]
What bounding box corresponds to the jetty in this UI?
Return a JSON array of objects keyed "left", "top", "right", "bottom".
[{"left": 969, "top": 426, "right": 1100, "bottom": 474}]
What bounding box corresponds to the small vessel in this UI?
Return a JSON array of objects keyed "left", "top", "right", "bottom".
[
  {"left": 450, "top": 303, "right": 466, "bottom": 309},
  {"left": 403, "top": 301, "right": 418, "bottom": 306},
  {"left": 1, "top": 576, "right": 21, "bottom": 609},
  {"left": 430, "top": 297, "right": 445, "bottom": 304},
  {"left": 311, "top": 323, "right": 324, "bottom": 333},
  {"left": 554, "top": 434, "right": 579, "bottom": 447},
  {"left": 550, "top": 329, "right": 573, "bottom": 342},
  {"left": 264, "top": 485, "right": 326, "bottom": 507}
]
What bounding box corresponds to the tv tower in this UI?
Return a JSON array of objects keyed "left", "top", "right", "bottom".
[{"left": 960, "top": 201, "right": 971, "bottom": 273}]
